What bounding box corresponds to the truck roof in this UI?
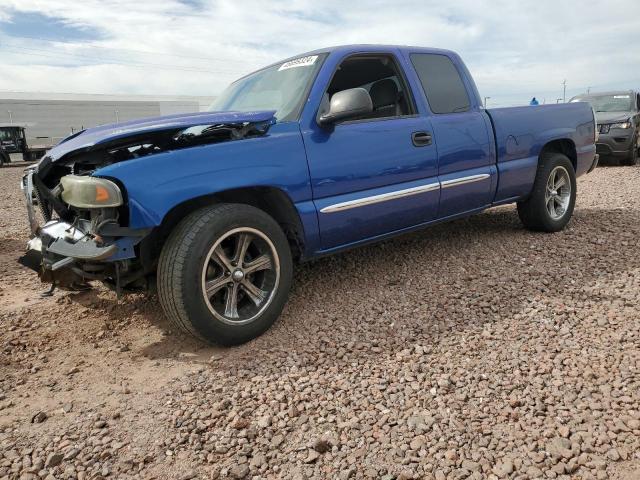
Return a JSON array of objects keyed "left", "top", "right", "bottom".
[
  {"left": 233, "top": 44, "right": 462, "bottom": 85},
  {"left": 275, "top": 44, "right": 459, "bottom": 66}
]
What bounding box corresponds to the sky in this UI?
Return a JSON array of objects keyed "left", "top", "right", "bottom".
[{"left": 0, "top": 0, "right": 638, "bottom": 107}]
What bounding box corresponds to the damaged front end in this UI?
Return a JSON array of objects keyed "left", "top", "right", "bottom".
[
  {"left": 19, "top": 110, "right": 276, "bottom": 294},
  {"left": 20, "top": 165, "right": 151, "bottom": 293}
]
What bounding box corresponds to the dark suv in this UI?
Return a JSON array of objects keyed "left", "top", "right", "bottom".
[{"left": 571, "top": 90, "right": 640, "bottom": 165}]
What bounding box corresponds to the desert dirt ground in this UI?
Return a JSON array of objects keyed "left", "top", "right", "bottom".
[{"left": 0, "top": 162, "right": 639, "bottom": 480}]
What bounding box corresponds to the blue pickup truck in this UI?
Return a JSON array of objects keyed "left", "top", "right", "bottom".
[{"left": 21, "top": 45, "right": 598, "bottom": 344}]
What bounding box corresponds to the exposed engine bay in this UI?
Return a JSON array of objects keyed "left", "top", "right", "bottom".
[{"left": 20, "top": 117, "right": 274, "bottom": 295}]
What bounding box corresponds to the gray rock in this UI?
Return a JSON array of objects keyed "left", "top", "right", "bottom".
[
  {"left": 547, "top": 437, "right": 573, "bottom": 459},
  {"left": 229, "top": 464, "right": 249, "bottom": 479},
  {"left": 31, "top": 411, "right": 47, "bottom": 423},
  {"left": 44, "top": 452, "right": 63, "bottom": 468},
  {"left": 304, "top": 450, "right": 320, "bottom": 463},
  {"left": 492, "top": 459, "right": 514, "bottom": 478}
]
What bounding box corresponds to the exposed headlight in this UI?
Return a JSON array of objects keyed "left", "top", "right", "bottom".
[
  {"left": 60, "top": 175, "right": 123, "bottom": 208},
  {"left": 610, "top": 121, "right": 631, "bottom": 129}
]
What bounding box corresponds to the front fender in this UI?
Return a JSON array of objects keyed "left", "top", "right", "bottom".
[{"left": 94, "top": 122, "right": 312, "bottom": 229}]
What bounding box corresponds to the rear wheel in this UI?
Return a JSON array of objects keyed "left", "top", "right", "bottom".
[
  {"left": 517, "top": 152, "right": 576, "bottom": 232},
  {"left": 157, "top": 203, "right": 293, "bottom": 345}
]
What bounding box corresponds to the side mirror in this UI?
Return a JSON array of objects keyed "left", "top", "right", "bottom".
[{"left": 318, "top": 88, "right": 373, "bottom": 126}]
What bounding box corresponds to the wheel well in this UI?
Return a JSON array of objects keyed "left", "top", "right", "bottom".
[
  {"left": 540, "top": 139, "right": 577, "bottom": 171},
  {"left": 139, "top": 187, "right": 305, "bottom": 270}
]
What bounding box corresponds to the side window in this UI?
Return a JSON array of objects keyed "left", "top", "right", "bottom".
[
  {"left": 322, "top": 55, "right": 414, "bottom": 121},
  {"left": 410, "top": 53, "right": 470, "bottom": 114}
]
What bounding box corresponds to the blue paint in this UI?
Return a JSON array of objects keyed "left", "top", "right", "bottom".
[
  {"left": 45, "top": 45, "right": 597, "bottom": 262},
  {"left": 487, "top": 103, "right": 596, "bottom": 200},
  {"left": 96, "top": 121, "right": 311, "bottom": 227},
  {"left": 302, "top": 113, "right": 439, "bottom": 248}
]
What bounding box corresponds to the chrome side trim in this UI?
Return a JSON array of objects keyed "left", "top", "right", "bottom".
[
  {"left": 440, "top": 173, "right": 490, "bottom": 189},
  {"left": 320, "top": 182, "right": 440, "bottom": 213}
]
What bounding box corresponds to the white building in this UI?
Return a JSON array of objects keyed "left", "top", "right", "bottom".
[{"left": 0, "top": 91, "right": 215, "bottom": 147}]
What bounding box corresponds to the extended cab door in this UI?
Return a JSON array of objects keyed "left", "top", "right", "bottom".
[
  {"left": 407, "top": 53, "right": 496, "bottom": 219},
  {"left": 301, "top": 51, "right": 440, "bottom": 250}
]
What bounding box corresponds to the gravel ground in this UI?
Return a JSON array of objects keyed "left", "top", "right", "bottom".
[{"left": 1, "top": 162, "right": 639, "bottom": 480}]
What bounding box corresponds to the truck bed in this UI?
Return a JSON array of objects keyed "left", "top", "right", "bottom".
[{"left": 486, "top": 102, "right": 597, "bottom": 204}]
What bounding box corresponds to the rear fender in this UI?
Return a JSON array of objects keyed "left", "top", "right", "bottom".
[{"left": 488, "top": 103, "right": 595, "bottom": 202}]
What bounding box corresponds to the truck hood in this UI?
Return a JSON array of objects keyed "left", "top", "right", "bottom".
[
  {"left": 45, "top": 110, "right": 277, "bottom": 162},
  {"left": 594, "top": 111, "right": 632, "bottom": 124}
]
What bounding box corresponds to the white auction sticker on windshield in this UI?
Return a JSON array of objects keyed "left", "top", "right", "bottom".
[{"left": 278, "top": 55, "right": 318, "bottom": 71}]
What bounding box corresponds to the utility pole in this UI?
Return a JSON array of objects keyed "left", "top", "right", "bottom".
[
  {"left": 562, "top": 79, "right": 567, "bottom": 103},
  {"left": 7, "top": 110, "right": 12, "bottom": 124},
  {"left": 484, "top": 96, "right": 490, "bottom": 108},
  {"left": 115, "top": 110, "right": 120, "bottom": 123}
]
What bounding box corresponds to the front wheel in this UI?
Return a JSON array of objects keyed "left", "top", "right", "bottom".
[
  {"left": 620, "top": 135, "right": 638, "bottom": 166},
  {"left": 517, "top": 152, "right": 577, "bottom": 232},
  {"left": 157, "top": 203, "right": 293, "bottom": 345}
]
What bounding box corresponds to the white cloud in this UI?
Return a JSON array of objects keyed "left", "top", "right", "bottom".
[{"left": 0, "top": 0, "right": 638, "bottom": 106}]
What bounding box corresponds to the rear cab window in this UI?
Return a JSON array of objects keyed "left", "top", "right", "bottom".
[{"left": 410, "top": 53, "right": 471, "bottom": 114}]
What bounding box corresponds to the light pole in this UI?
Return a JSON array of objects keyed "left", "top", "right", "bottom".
[
  {"left": 483, "top": 96, "right": 491, "bottom": 108},
  {"left": 7, "top": 110, "right": 12, "bottom": 124},
  {"left": 556, "top": 98, "right": 563, "bottom": 104},
  {"left": 562, "top": 79, "right": 567, "bottom": 103},
  {"left": 115, "top": 110, "right": 120, "bottom": 123}
]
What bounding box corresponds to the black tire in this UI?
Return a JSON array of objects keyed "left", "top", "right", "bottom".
[
  {"left": 517, "top": 152, "right": 577, "bottom": 232},
  {"left": 157, "top": 203, "right": 293, "bottom": 345},
  {"left": 620, "top": 135, "right": 638, "bottom": 166}
]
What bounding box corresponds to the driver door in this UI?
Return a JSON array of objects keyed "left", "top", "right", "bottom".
[{"left": 302, "top": 53, "right": 440, "bottom": 250}]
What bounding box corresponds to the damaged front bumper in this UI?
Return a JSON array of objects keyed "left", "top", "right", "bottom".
[
  {"left": 20, "top": 220, "right": 118, "bottom": 268},
  {"left": 20, "top": 170, "right": 148, "bottom": 291}
]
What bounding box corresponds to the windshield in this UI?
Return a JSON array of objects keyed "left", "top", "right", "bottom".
[
  {"left": 209, "top": 54, "right": 326, "bottom": 122},
  {"left": 0, "top": 128, "right": 18, "bottom": 143},
  {"left": 571, "top": 94, "right": 633, "bottom": 112}
]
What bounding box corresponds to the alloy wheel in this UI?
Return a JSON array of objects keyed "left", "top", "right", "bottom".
[
  {"left": 545, "top": 166, "right": 572, "bottom": 220},
  {"left": 201, "top": 227, "right": 280, "bottom": 325}
]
